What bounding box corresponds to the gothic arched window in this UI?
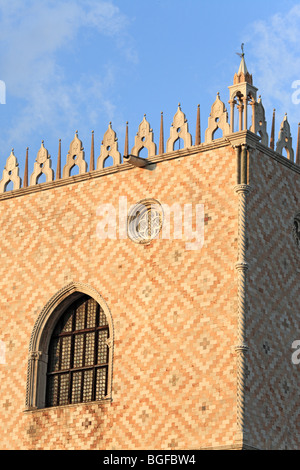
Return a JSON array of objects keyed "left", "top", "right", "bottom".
[
  {"left": 46, "top": 295, "right": 109, "bottom": 407},
  {"left": 25, "top": 283, "right": 113, "bottom": 410}
]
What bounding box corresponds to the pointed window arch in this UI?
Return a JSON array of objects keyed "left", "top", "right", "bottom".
[{"left": 25, "top": 283, "right": 113, "bottom": 410}]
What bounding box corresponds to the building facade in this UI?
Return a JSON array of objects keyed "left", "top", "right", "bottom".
[{"left": 0, "top": 56, "right": 299, "bottom": 450}]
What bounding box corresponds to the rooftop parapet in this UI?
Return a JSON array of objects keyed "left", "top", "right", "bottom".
[{"left": 0, "top": 50, "right": 299, "bottom": 194}]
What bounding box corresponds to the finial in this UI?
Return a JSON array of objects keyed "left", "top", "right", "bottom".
[
  {"left": 56, "top": 138, "right": 61, "bottom": 180},
  {"left": 195, "top": 103, "right": 201, "bottom": 146},
  {"left": 236, "top": 43, "right": 245, "bottom": 59},
  {"left": 296, "top": 122, "right": 300, "bottom": 165},
  {"left": 24, "top": 147, "right": 29, "bottom": 188},
  {"left": 270, "top": 108, "right": 276, "bottom": 150},
  {"left": 124, "top": 121, "right": 129, "bottom": 157},
  {"left": 159, "top": 110, "right": 164, "bottom": 155},
  {"left": 90, "top": 128, "right": 95, "bottom": 172}
]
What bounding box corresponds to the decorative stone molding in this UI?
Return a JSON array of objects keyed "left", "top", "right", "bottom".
[
  {"left": 205, "top": 93, "right": 230, "bottom": 143},
  {"left": 0, "top": 149, "right": 22, "bottom": 192},
  {"left": 131, "top": 115, "right": 156, "bottom": 157},
  {"left": 166, "top": 104, "right": 192, "bottom": 152},
  {"left": 62, "top": 131, "right": 87, "bottom": 178},
  {"left": 276, "top": 114, "right": 294, "bottom": 161},
  {"left": 30, "top": 141, "right": 54, "bottom": 185},
  {"left": 29, "top": 351, "right": 43, "bottom": 360},
  {"left": 97, "top": 122, "right": 121, "bottom": 169},
  {"left": 234, "top": 183, "right": 251, "bottom": 195},
  {"left": 235, "top": 344, "right": 249, "bottom": 353},
  {"left": 25, "top": 282, "right": 114, "bottom": 410},
  {"left": 235, "top": 260, "right": 249, "bottom": 271}
]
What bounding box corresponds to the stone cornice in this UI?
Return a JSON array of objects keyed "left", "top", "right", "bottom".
[{"left": 0, "top": 130, "right": 298, "bottom": 202}]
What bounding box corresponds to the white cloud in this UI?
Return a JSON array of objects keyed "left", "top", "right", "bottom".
[
  {"left": 245, "top": 4, "right": 300, "bottom": 138},
  {"left": 0, "top": 0, "right": 136, "bottom": 154}
]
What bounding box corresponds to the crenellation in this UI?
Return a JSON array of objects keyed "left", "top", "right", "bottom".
[
  {"left": 30, "top": 141, "right": 54, "bottom": 185},
  {"left": 0, "top": 68, "right": 299, "bottom": 195},
  {"left": 166, "top": 103, "right": 192, "bottom": 152},
  {"left": 131, "top": 114, "right": 156, "bottom": 158},
  {"left": 276, "top": 113, "right": 294, "bottom": 161},
  {"left": 62, "top": 131, "right": 87, "bottom": 178},
  {"left": 0, "top": 148, "right": 22, "bottom": 192},
  {"left": 205, "top": 92, "right": 230, "bottom": 143},
  {"left": 97, "top": 122, "right": 121, "bottom": 169},
  {"left": 249, "top": 96, "right": 268, "bottom": 147}
]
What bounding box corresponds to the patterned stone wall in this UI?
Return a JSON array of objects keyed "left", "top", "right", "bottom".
[
  {"left": 0, "top": 144, "right": 239, "bottom": 450},
  {"left": 246, "top": 148, "right": 300, "bottom": 449}
]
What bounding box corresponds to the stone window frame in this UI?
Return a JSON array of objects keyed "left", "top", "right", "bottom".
[{"left": 25, "top": 282, "right": 114, "bottom": 410}]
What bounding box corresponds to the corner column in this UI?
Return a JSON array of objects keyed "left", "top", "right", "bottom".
[{"left": 234, "top": 143, "right": 251, "bottom": 446}]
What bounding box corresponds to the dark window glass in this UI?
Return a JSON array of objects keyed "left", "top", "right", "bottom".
[{"left": 46, "top": 295, "right": 109, "bottom": 407}]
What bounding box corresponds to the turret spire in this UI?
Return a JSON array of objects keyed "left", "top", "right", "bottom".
[{"left": 234, "top": 43, "right": 253, "bottom": 85}]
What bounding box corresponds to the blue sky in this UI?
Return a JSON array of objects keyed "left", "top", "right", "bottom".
[{"left": 0, "top": 0, "right": 300, "bottom": 176}]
